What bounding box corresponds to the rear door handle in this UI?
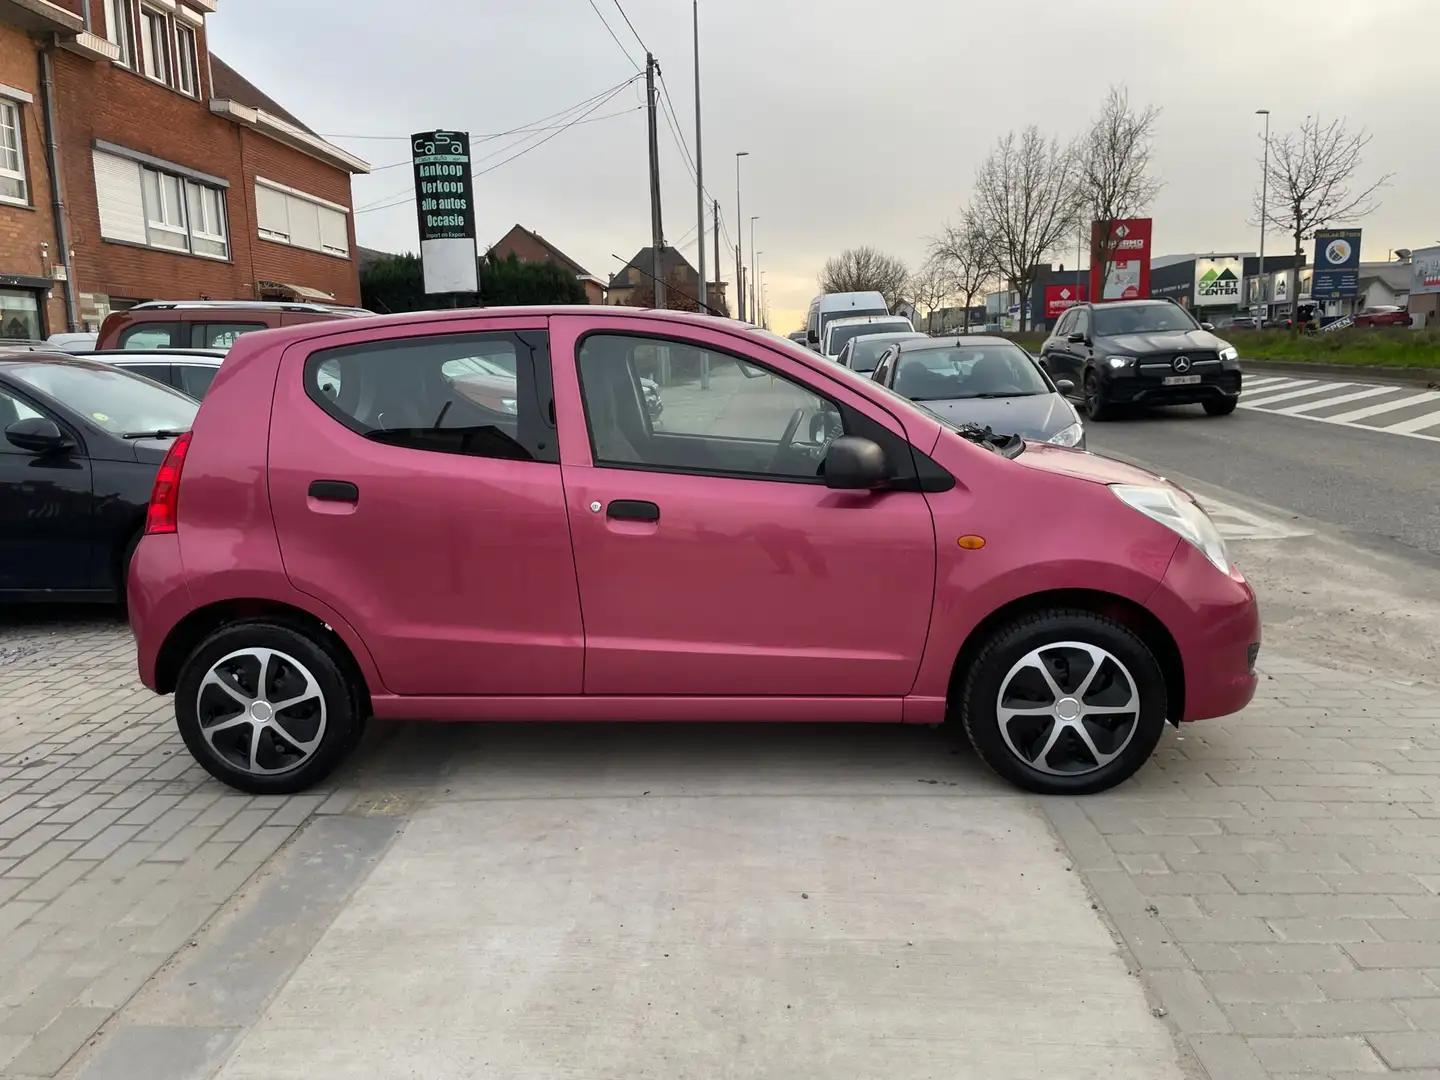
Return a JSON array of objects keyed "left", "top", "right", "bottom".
[
  {"left": 308, "top": 480, "right": 359, "bottom": 502},
  {"left": 607, "top": 499, "right": 659, "bottom": 522}
]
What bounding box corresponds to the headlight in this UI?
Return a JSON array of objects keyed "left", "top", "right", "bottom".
[
  {"left": 1105, "top": 355, "right": 1135, "bottom": 369},
  {"left": 1110, "top": 484, "right": 1231, "bottom": 573},
  {"left": 1219, "top": 345, "right": 1238, "bottom": 362},
  {"left": 1047, "top": 421, "right": 1085, "bottom": 448}
]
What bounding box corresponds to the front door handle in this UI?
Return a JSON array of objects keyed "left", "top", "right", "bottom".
[
  {"left": 607, "top": 499, "right": 659, "bottom": 522},
  {"left": 308, "top": 480, "right": 359, "bottom": 502}
]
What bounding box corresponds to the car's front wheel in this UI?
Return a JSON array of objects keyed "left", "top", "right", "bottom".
[
  {"left": 1204, "top": 397, "right": 1239, "bottom": 416},
  {"left": 1083, "top": 371, "right": 1117, "bottom": 421},
  {"left": 960, "top": 610, "right": 1168, "bottom": 795},
  {"left": 174, "top": 621, "right": 365, "bottom": 794}
]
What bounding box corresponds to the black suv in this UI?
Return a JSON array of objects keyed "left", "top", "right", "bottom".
[{"left": 1039, "top": 299, "right": 1242, "bottom": 420}]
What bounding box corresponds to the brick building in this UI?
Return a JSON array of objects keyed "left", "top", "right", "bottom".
[
  {"left": 0, "top": 0, "right": 368, "bottom": 337},
  {"left": 608, "top": 245, "right": 728, "bottom": 315},
  {"left": 488, "top": 223, "right": 606, "bottom": 304}
]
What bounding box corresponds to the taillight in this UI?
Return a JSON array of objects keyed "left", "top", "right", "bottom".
[{"left": 145, "top": 430, "right": 192, "bottom": 535}]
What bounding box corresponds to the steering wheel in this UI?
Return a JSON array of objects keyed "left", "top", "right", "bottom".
[{"left": 769, "top": 408, "right": 806, "bottom": 473}]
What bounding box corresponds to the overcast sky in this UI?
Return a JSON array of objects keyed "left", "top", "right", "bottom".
[{"left": 208, "top": 0, "right": 1435, "bottom": 331}]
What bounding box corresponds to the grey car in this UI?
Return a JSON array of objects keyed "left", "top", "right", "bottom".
[
  {"left": 834, "top": 331, "right": 927, "bottom": 376},
  {"left": 871, "top": 335, "right": 1085, "bottom": 449}
]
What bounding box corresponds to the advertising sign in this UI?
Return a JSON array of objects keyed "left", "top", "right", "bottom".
[
  {"left": 1045, "top": 283, "right": 1087, "bottom": 320},
  {"left": 1272, "top": 271, "right": 1289, "bottom": 303},
  {"left": 1090, "top": 218, "right": 1152, "bottom": 302},
  {"left": 1312, "top": 228, "right": 1361, "bottom": 298},
  {"left": 1412, "top": 245, "right": 1440, "bottom": 296},
  {"left": 411, "top": 130, "right": 478, "bottom": 294},
  {"left": 1194, "top": 257, "right": 1244, "bottom": 306}
]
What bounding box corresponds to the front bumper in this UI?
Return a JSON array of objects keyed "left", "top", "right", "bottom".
[
  {"left": 1106, "top": 369, "right": 1242, "bottom": 407},
  {"left": 1146, "top": 539, "right": 1260, "bottom": 722}
]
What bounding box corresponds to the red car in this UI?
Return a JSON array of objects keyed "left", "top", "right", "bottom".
[
  {"left": 1352, "top": 306, "right": 1410, "bottom": 328},
  {"left": 128, "top": 308, "right": 1260, "bottom": 797}
]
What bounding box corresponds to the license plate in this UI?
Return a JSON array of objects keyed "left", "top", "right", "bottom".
[{"left": 1163, "top": 374, "right": 1202, "bottom": 386}]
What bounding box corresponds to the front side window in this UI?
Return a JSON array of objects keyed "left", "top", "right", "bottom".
[
  {"left": 577, "top": 333, "right": 844, "bottom": 483},
  {"left": 7, "top": 362, "right": 196, "bottom": 435},
  {"left": 0, "top": 100, "right": 27, "bottom": 205},
  {"left": 305, "top": 330, "right": 556, "bottom": 464},
  {"left": 0, "top": 386, "right": 44, "bottom": 429},
  {"left": 1092, "top": 303, "right": 1198, "bottom": 336}
]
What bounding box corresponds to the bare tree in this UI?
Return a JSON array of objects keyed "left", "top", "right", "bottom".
[
  {"left": 971, "top": 127, "right": 1075, "bottom": 330},
  {"left": 1254, "top": 115, "right": 1390, "bottom": 321},
  {"left": 931, "top": 210, "right": 996, "bottom": 331},
  {"left": 819, "top": 246, "right": 911, "bottom": 310},
  {"left": 1077, "top": 86, "right": 1162, "bottom": 299},
  {"left": 907, "top": 256, "right": 955, "bottom": 333}
]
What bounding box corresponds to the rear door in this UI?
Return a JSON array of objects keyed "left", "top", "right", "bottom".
[
  {"left": 551, "top": 315, "right": 937, "bottom": 698},
  {"left": 267, "top": 317, "right": 583, "bottom": 696}
]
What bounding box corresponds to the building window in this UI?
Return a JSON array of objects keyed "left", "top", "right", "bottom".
[
  {"left": 106, "top": 0, "right": 133, "bottom": 68},
  {"left": 139, "top": 7, "right": 171, "bottom": 85},
  {"left": 255, "top": 179, "right": 351, "bottom": 259},
  {"left": 0, "top": 289, "right": 42, "bottom": 339},
  {"left": 174, "top": 24, "right": 198, "bottom": 96},
  {"left": 0, "top": 100, "right": 27, "bottom": 205},
  {"left": 93, "top": 149, "right": 229, "bottom": 261}
]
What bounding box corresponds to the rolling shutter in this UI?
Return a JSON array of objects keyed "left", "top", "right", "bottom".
[
  {"left": 318, "top": 207, "right": 349, "bottom": 255},
  {"left": 255, "top": 182, "right": 289, "bottom": 239},
  {"left": 92, "top": 151, "right": 145, "bottom": 244}
]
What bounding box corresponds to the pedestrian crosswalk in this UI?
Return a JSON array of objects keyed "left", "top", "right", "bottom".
[
  {"left": 1196, "top": 496, "right": 1313, "bottom": 542},
  {"left": 1240, "top": 374, "right": 1440, "bottom": 442}
]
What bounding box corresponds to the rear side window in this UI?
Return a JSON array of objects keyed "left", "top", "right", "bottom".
[
  {"left": 119, "top": 323, "right": 179, "bottom": 349},
  {"left": 193, "top": 322, "right": 264, "bottom": 348},
  {"left": 176, "top": 364, "right": 218, "bottom": 399},
  {"left": 304, "top": 330, "right": 557, "bottom": 464},
  {"left": 113, "top": 362, "right": 173, "bottom": 389}
]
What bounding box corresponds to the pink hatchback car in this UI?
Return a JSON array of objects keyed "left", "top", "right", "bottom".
[{"left": 128, "top": 307, "right": 1259, "bottom": 796}]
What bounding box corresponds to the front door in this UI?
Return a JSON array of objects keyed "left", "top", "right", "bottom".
[
  {"left": 267, "top": 319, "right": 583, "bottom": 696},
  {"left": 551, "top": 317, "right": 937, "bottom": 697},
  {"left": 0, "top": 385, "right": 93, "bottom": 592}
]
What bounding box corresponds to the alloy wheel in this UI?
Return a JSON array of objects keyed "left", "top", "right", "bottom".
[
  {"left": 196, "top": 647, "right": 327, "bottom": 776},
  {"left": 995, "top": 640, "right": 1140, "bottom": 776}
]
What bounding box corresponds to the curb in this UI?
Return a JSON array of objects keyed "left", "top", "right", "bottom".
[{"left": 1242, "top": 357, "right": 1440, "bottom": 387}]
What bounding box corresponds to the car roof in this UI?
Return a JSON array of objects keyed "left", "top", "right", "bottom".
[
  {"left": 83, "top": 349, "right": 226, "bottom": 362},
  {"left": 0, "top": 348, "right": 138, "bottom": 372},
  {"left": 850, "top": 331, "right": 926, "bottom": 343},
  {"left": 895, "top": 335, "right": 1015, "bottom": 350},
  {"left": 1081, "top": 299, "right": 1174, "bottom": 310},
  {"left": 827, "top": 315, "right": 911, "bottom": 329}
]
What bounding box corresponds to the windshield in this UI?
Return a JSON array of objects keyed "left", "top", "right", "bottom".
[
  {"left": 851, "top": 336, "right": 914, "bottom": 373},
  {"left": 8, "top": 362, "right": 198, "bottom": 435},
  {"left": 892, "top": 343, "right": 1049, "bottom": 401},
  {"left": 1092, "top": 304, "right": 1198, "bottom": 336},
  {"left": 826, "top": 320, "right": 911, "bottom": 355},
  {"left": 819, "top": 307, "right": 887, "bottom": 341}
]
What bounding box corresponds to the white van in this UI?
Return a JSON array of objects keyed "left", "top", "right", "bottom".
[{"left": 805, "top": 291, "right": 889, "bottom": 350}]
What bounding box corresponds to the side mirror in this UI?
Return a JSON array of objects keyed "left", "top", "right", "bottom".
[
  {"left": 824, "top": 435, "right": 887, "bottom": 490},
  {"left": 1054, "top": 378, "right": 1076, "bottom": 394},
  {"left": 1066, "top": 331, "right": 1086, "bottom": 344},
  {"left": 808, "top": 410, "right": 841, "bottom": 445},
  {"left": 806, "top": 330, "right": 818, "bottom": 345},
  {"left": 1201, "top": 322, "right": 1215, "bottom": 331},
  {"left": 5, "top": 417, "right": 73, "bottom": 455}
]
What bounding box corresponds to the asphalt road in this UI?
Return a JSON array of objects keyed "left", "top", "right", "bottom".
[{"left": 1085, "top": 395, "right": 1440, "bottom": 561}]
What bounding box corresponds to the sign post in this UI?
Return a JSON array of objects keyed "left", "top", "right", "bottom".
[
  {"left": 411, "top": 130, "right": 478, "bottom": 298},
  {"left": 1312, "top": 228, "right": 1361, "bottom": 300},
  {"left": 1089, "top": 218, "right": 1152, "bottom": 302}
]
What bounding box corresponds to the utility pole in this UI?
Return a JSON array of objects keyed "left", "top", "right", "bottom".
[
  {"left": 1256, "top": 109, "right": 1270, "bottom": 319},
  {"left": 713, "top": 199, "right": 721, "bottom": 314},
  {"left": 692, "top": 1, "right": 705, "bottom": 313},
  {"left": 646, "top": 53, "right": 665, "bottom": 311},
  {"left": 750, "top": 217, "right": 759, "bottom": 325},
  {"left": 735, "top": 151, "right": 748, "bottom": 320}
]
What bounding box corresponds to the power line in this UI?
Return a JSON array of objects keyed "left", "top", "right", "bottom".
[
  {"left": 585, "top": 0, "right": 640, "bottom": 70},
  {"left": 609, "top": 0, "right": 648, "bottom": 55}
]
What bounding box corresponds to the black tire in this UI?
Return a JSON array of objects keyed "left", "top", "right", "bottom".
[
  {"left": 959, "top": 609, "right": 1168, "bottom": 795},
  {"left": 1083, "top": 370, "right": 1117, "bottom": 421},
  {"left": 175, "top": 620, "right": 364, "bottom": 794},
  {"left": 1204, "top": 397, "right": 1238, "bottom": 416}
]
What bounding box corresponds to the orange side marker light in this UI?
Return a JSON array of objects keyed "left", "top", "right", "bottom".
[{"left": 957, "top": 535, "right": 986, "bottom": 550}]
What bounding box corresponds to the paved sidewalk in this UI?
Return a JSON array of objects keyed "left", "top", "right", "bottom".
[
  {"left": 1049, "top": 655, "right": 1440, "bottom": 1079},
  {"left": 0, "top": 614, "right": 355, "bottom": 1079}
]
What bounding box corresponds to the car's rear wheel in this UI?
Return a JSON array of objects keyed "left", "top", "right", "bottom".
[
  {"left": 1204, "top": 397, "right": 1239, "bottom": 416},
  {"left": 960, "top": 610, "right": 1168, "bottom": 795},
  {"left": 1083, "top": 371, "right": 1117, "bottom": 421},
  {"left": 174, "top": 621, "right": 364, "bottom": 794}
]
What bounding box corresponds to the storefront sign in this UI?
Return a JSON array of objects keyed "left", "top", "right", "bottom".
[
  {"left": 1312, "top": 228, "right": 1361, "bottom": 298},
  {"left": 1412, "top": 245, "right": 1440, "bottom": 296},
  {"left": 1194, "top": 257, "right": 1244, "bottom": 306},
  {"left": 1045, "top": 284, "right": 1086, "bottom": 319},
  {"left": 411, "top": 130, "right": 478, "bottom": 294},
  {"left": 1090, "top": 218, "right": 1152, "bottom": 301}
]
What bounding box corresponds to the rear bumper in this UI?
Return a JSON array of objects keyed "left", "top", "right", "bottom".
[
  {"left": 1107, "top": 371, "right": 1242, "bottom": 406},
  {"left": 1146, "top": 540, "right": 1260, "bottom": 722},
  {"left": 127, "top": 532, "right": 189, "bottom": 692}
]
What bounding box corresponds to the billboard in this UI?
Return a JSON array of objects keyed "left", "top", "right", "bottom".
[
  {"left": 1412, "top": 246, "right": 1440, "bottom": 296},
  {"left": 1194, "top": 257, "right": 1244, "bottom": 306},
  {"left": 1045, "top": 283, "right": 1087, "bottom": 320},
  {"left": 1312, "top": 228, "right": 1361, "bottom": 298},
  {"left": 411, "top": 130, "right": 478, "bottom": 294},
  {"left": 1090, "top": 218, "right": 1152, "bottom": 302}
]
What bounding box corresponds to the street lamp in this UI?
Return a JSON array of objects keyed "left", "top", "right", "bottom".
[
  {"left": 1256, "top": 109, "right": 1270, "bottom": 316},
  {"left": 751, "top": 215, "right": 760, "bottom": 323},
  {"left": 735, "top": 152, "right": 749, "bottom": 321}
]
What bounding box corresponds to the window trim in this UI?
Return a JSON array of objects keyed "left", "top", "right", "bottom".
[
  {"left": 574, "top": 328, "right": 887, "bottom": 487},
  {"left": 0, "top": 98, "right": 29, "bottom": 207}
]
